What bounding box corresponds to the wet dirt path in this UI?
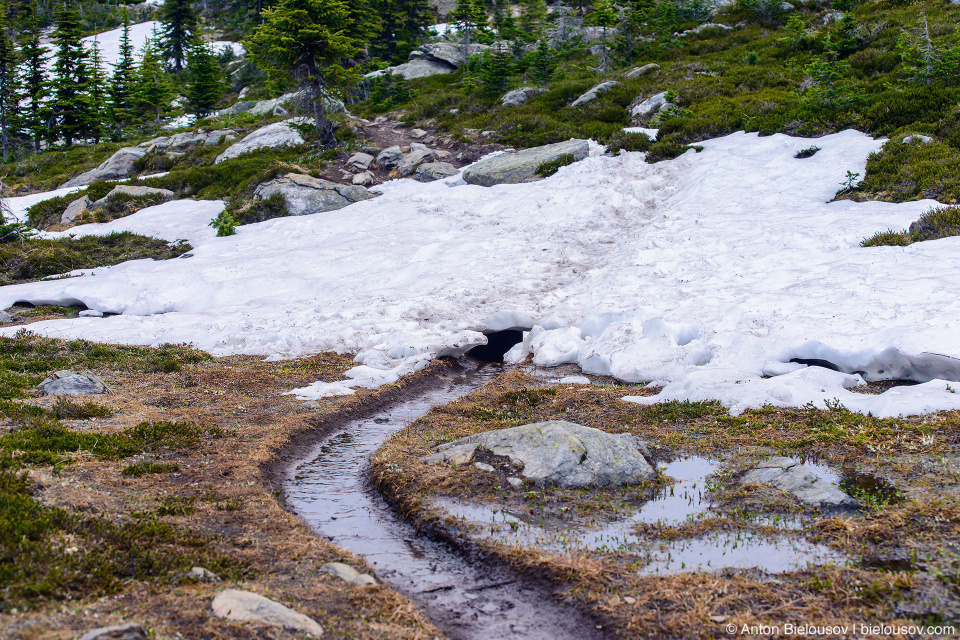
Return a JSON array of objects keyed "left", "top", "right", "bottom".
[{"left": 281, "top": 359, "right": 606, "bottom": 640}]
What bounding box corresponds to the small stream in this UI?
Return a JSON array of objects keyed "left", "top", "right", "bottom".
[{"left": 282, "top": 359, "right": 605, "bottom": 640}]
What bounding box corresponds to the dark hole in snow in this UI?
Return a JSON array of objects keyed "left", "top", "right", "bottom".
[
  {"left": 11, "top": 300, "right": 88, "bottom": 311},
  {"left": 466, "top": 329, "right": 524, "bottom": 362},
  {"left": 11, "top": 301, "right": 35, "bottom": 308},
  {"left": 795, "top": 146, "right": 820, "bottom": 159},
  {"left": 790, "top": 358, "right": 841, "bottom": 372}
]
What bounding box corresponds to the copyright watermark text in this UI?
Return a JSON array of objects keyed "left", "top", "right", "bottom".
[{"left": 725, "top": 623, "right": 957, "bottom": 637}]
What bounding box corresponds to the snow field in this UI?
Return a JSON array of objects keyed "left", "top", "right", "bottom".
[{"left": 3, "top": 129, "right": 960, "bottom": 417}]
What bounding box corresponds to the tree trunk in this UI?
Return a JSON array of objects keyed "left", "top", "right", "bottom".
[{"left": 312, "top": 81, "right": 336, "bottom": 148}]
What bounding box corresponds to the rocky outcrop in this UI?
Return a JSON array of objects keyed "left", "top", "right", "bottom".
[
  {"left": 501, "top": 86, "right": 547, "bottom": 107},
  {"left": 396, "top": 148, "right": 436, "bottom": 177},
  {"left": 347, "top": 152, "right": 374, "bottom": 170},
  {"left": 61, "top": 147, "right": 147, "bottom": 188},
  {"left": 61, "top": 195, "right": 92, "bottom": 225},
  {"left": 462, "top": 139, "right": 590, "bottom": 187},
  {"left": 739, "top": 457, "right": 860, "bottom": 511},
  {"left": 371, "top": 42, "right": 492, "bottom": 80},
  {"left": 37, "top": 370, "right": 109, "bottom": 396},
  {"left": 630, "top": 91, "right": 674, "bottom": 119},
  {"left": 376, "top": 146, "right": 403, "bottom": 167},
  {"left": 319, "top": 562, "right": 377, "bottom": 586},
  {"left": 625, "top": 63, "right": 660, "bottom": 79},
  {"left": 89, "top": 186, "right": 175, "bottom": 210},
  {"left": 571, "top": 81, "right": 620, "bottom": 108},
  {"left": 141, "top": 130, "right": 237, "bottom": 152},
  {"left": 422, "top": 420, "right": 655, "bottom": 488},
  {"left": 211, "top": 589, "right": 324, "bottom": 636},
  {"left": 78, "top": 623, "right": 148, "bottom": 640},
  {"left": 415, "top": 162, "right": 458, "bottom": 182},
  {"left": 220, "top": 91, "right": 345, "bottom": 117},
  {"left": 0, "top": 310, "right": 12, "bottom": 323},
  {"left": 254, "top": 173, "right": 371, "bottom": 216},
  {"left": 215, "top": 118, "right": 310, "bottom": 164}
]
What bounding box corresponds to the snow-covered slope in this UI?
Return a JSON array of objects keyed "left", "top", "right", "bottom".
[
  {"left": 82, "top": 21, "right": 159, "bottom": 68},
  {"left": 4, "top": 130, "right": 960, "bottom": 417}
]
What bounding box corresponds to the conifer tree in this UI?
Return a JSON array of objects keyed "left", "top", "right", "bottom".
[
  {"left": 527, "top": 38, "right": 558, "bottom": 86},
  {"left": 246, "top": 0, "right": 380, "bottom": 146},
  {"left": 85, "top": 40, "right": 107, "bottom": 143},
  {"left": 492, "top": 0, "right": 516, "bottom": 40},
  {"left": 134, "top": 32, "right": 174, "bottom": 126},
  {"left": 51, "top": 3, "right": 89, "bottom": 147},
  {"left": 109, "top": 11, "right": 137, "bottom": 129},
  {"left": 585, "top": 0, "right": 617, "bottom": 73},
  {"left": 18, "top": 1, "right": 47, "bottom": 153},
  {"left": 480, "top": 44, "right": 513, "bottom": 95},
  {"left": 0, "top": 1, "right": 19, "bottom": 161},
  {"left": 519, "top": 0, "right": 547, "bottom": 42},
  {"left": 158, "top": 0, "right": 199, "bottom": 72},
  {"left": 370, "top": 0, "right": 432, "bottom": 64},
  {"left": 450, "top": 0, "right": 487, "bottom": 59},
  {"left": 185, "top": 40, "right": 223, "bottom": 117}
]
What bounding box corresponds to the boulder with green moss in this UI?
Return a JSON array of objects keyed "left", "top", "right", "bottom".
[
  {"left": 254, "top": 173, "right": 371, "bottom": 216},
  {"left": 462, "top": 140, "right": 590, "bottom": 187}
]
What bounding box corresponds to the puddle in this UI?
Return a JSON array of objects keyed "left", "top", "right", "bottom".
[
  {"left": 283, "top": 359, "right": 605, "bottom": 640},
  {"left": 804, "top": 461, "right": 905, "bottom": 506},
  {"left": 433, "top": 456, "right": 844, "bottom": 574}
]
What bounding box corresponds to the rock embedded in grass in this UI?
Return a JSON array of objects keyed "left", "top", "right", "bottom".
[
  {"left": 570, "top": 81, "right": 621, "bottom": 108},
  {"left": 624, "top": 63, "right": 660, "bottom": 79},
  {"left": 77, "top": 622, "right": 147, "bottom": 640},
  {"left": 462, "top": 140, "right": 589, "bottom": 187},
  {"left": 421, "top": 420, "right": 655, "bottom": 488},
  {"left": 61, "top": 147, "right": 148, "bottom": 188},
  {"left": 739, "top": 457, "right": 860, "bottom": 511},
  {"left": 89, "top": 185, "right": 175, "bottom": 210},
  {"left": 319, "top": 562, "right": 377, "bottom": 586},
  {"left": 214, "top": 118, "right": 310, "bottom": 165},
  {"left": 37, "top": 370, "right": 110, "bottom": 396},
  {"left": 61, "top": 195, "right": 92, "bottom": 225},
  {"left": 501, "top": 86, "right": 547, "bottom": 107},
  {"left": 211, "top": 589, "right": 324, "bottom": 636}
]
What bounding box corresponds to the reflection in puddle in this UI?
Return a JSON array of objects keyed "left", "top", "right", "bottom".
[
  {"left": 435, "top": 456, "right": 845, "bottom": 575},
  {"left": 804, "top": 461, "right": 904, "bottom": 505}
]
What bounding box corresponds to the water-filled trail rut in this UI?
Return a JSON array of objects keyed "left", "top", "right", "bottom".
[{"left": 281, "top": 359, "right": 606, "bottom": 640}]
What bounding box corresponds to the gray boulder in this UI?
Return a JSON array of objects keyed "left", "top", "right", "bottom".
[
  {"left": 211, "top": 589, "right": 323, "bottom": 636},
  {"left": 571, "top": 81, "right": 621, "bottom": 108},
  {"left": 319, "top": 562, "right": 377, "bottom": 586},
  {"left": 422, "top": 420, "right": 654, "bottom": 488},
  {"left": 352, "top": 171, "right": 374, "bottom": 186},
  {"left": 396, "top": 149, "right": 436, "bottom": 177},
  {"left": 902, "top": 134, "right": 934, "bottom": 144},
  {"left": 165, "top": 129, "right": 237, "bottom": 149},
  {"left": 677, "top": 22, "right": 733, "bottom": 37},
  {"left": 501, "top": 86, "right": 547, "bottom": 107},
  {"left": 78, "top": 623, "right": 147, "bottom": 640},
  {"left": 386, "top": 59, "right": 457, "bottom": 80},
  {"left": 220, "top": 100, "right": 257, "bottom": 115},
  {"left": 61, "top": 195, "right": 92, "bottom": 225},
  {"left": 630, "top": 91, "right": 672, "bottom": 118},
  {"left": 415, "top": 162, "right": 458, "bottom": 182},
  {"left": 38, "top": 370, "right": 109, "bottom": 396},
  {"left": 625, "top": 63, "right": 660, "bottom": 79},
  {"left": 61, "top": 147, "right": 148, "bottom": 188},
  {"left": 411, "top": 42, "right": 490, "bottom": 68},
  {"left": 178, "top": 566, "right": 221, "bottom": 582},
  {"left": 347, "top": 152, "right": 374, "bottom": 170},
  {"left": 90, "top": 185, "right": 175, "bottom": 210},
  {"left": 0, "top": 310, "right": 12, "bottom": 323},
  {"left": 740, "top": 457, "right": 860, "bottom": 511},
  {"left": 254, "top": 173, "right": 371, "bottom": 216},
  {"left": 376, "top": 146, "right": 403, "bottom": 167},
  {"left": 215, "top": 118, "right": 310, "bottom": 164},
  {"left": 462, "top": 139, "right": 590, "bottom": 187}
]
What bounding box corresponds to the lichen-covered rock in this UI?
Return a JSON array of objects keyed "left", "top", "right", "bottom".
[
  {"left": 396, "top": 149, "right": 436, "bottom": 177},
  {"left": 347, "top": 152, "right": 374, "bottom": 170},
  {"left": 422, "top": 420, "right": 654, "bottom": 488},
  {"left": 571, "top": 81, "right": 620, "bottom": 108},
  {"left": 211, "top": 589, "right": 323, "bottom": 636},
  {"left": 37, "top": 370, "right": 109, "bottom": 396},
  {"left": 415, "top": 162, "right": 458, "bottom": 182},
  {"left": 630, "top": 91, "right": 673, "bottom": 119},
  {"left": 61, "top": 147, "right": 148, "bottom": 188},
  {"left": 215, "top": 118, "right": 310, "bottom": 164},
  {"left": 462, "top": 139, "right": 590, "bottom": 187},
  {"left": 61, "top": 195, "right": 92, "bottom": 225},
  {"left": 319, "top": 562, "right": 377, "bottom": 586},
  {"left": 625, "top": 63, "right": 660, "bottom": 79},
  {"left": 501, "top": 86, "right": 547, "bottom": 107},
  {"left": 89, "top": 185, "right": 175, "bottom": 210},
  {"left": 739, "top": 457, "right": 861, "bottom": 511},
  {"left": 254, "top": 173, "right": 371, "bottom": 216},
  {"left": 77, "top": 622, "right": 147, "bottom": 640}
]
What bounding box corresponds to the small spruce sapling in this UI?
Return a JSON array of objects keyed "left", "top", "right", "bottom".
[{"left": 209, "top": 210, "right": 237, "bottom": 236}]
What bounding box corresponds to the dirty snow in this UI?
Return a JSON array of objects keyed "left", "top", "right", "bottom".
[{"left": 4, "top": 130, "right": 960, "bottom": 416}]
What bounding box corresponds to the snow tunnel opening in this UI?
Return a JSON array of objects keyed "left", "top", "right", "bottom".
[
  {"left": 789, "top": 358, "right": 922, "bottom": 391},
  {"left": 466, "top": 329, "right": 525, "bottom": 363}
]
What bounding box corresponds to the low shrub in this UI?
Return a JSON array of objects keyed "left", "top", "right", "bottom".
[
  {"left": 50, "top": 399, "right": 113, "bottom": 420},
  {"left": 228, "top": 192, "right": 290, "bottom": 225},
  {"left": 852, "top": 139, "right": 960, "bottom": 203},
  {"left": 536, "top": 153, "right": 576, "bottom": 177},
  {"left": 861, "top": 205, "right": 960, "bottom": 246},
  {"left": 121, "top": 461, "right": 181, "bottom": 477}
]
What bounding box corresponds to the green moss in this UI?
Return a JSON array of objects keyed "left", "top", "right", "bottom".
[
  {"left": 50, "top": 399, "right": 113, "bottom": 420},
  {"left": 536, "top": 153, "right": 576, "bottom": 177},
  {"left": 121, "top": 461, "right": 181, "bottom": 477},
  {"left": 228, "top": 191, "right": 291, "bottom": 225}
]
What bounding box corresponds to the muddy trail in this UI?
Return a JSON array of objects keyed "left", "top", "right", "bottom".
[{"left": 281, "top": 359, "right": 606, "bottom": 640}]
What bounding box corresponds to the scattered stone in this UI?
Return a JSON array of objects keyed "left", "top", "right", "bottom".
[
  {"left": 559, "top": 375, "right": 591, "bottom": 385},
  {"left": 215, "top": 118, "right": 310, "bottom": 164},
  {"left": 474, "top": 462, "right": 496, "bottom": 472},
  {"left": 677, "top": 22, "right": 732, "bottom": 37},
  {"left": 219, "top": 100, "right": 256, "bottom": 115},
  {"left": 501, "top": 86, "right": 547, "bottom": 107},
  {"left": 630, "top": 91, "right": 672, "bottom": 119},
  {"left": 507, "top": 477, "right": 523, "bottom": 488},
  {"left": 61, "top": 147, "right": 147, "bottom": 188},
  {"left": 178, "top": 566, "right": 221, "bottom": 582},
  {"left": 902, "top": 134, "right": 934, "bottom": 144},
  {"left": 78, "top": 622, "right": 148, "bottom": 640},
  {"left": 211, "top": 589, "right": 324, "bottom": 636},
  {"left": 397, "top": 149, "right": 436, "bottom": 177},
  {"left": 423, "top": 135, "right": 436, "bottom": 144},
  {"left": 739, "top": 457, "right": 860, "bottom": 511},
  {"left": 821, "top": 11, "right": 843, "bottom": 24},
  {"left": 415, "top": 162, "right": 458, "bottom": 182},
  {"left": 0, "top": 310, "right": 12, "bottom": 323},
  {"left": 254, "top": 173, "right": 372, "bottom": 216},
  {"left": 449, "top": 108, "right": 460, "bottom": 115},
  {"left": 346, "top": 152, "right": 374, "bottom": 170},
  {"left": 625, "top": 64, "right": 660, "bottom": 79},
  {"left": 435, "top": 150, "right": 451, "bottom": 159},
  {"left": 422, "top": 420, "right": 655, "bottom": 488},
  {"left": 61, "top": 195, "right": 92, "bottom": 225},
  {"left": 79, "top": 310, "right": 104, "bottom": 318},
  {"left": 37, "top": 370, "right": 109, "bottom": 396},
  {"left": 410, "top": 128, "right": 428, "bottom": 138},
  {"left": 89, "top": 185, "right": 175, "bottom": 210},
  {"left": 360, "top": 145, "right": 381, "bottom": 155},
  {"left": 462, "top": 139, "right": 590, "bottom": 187},
  {"left": 409, "top": 142, "right": 428, "bottom": 152},
  {"left": 388, "top": 58, "right": 459, "bottom": 79},
  {"left": 571, "top": 81, "right": 621, "bottom": 108},
  {"left": 319, "top": 562, "right": 377, "bottom": 586},
  {"left": 376, "top": 146, "right": 404, "bottom": 167},
  {"left": 352, "top": 171, "right": 375, "bottom": 186}
]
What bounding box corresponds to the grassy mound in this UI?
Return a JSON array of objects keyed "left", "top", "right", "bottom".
[{"left": 862, "top": 205, "right": 960, "bottom": 246}]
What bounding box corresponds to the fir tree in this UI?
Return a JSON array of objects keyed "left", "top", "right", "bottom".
[
  {"left": 185, "top": 40, "right": 224, "bottom": 117},
  {"left": 492, "top": 0, "right": 516, "bottom": 40},
  {"left": 519, "top": 0, "right": 547, "bottom": 42},
  {"left": 585, "top": 0, "right": 617, "bottom": 73},
  {"left": 51, "top": 3, "right": 89, "bottom": 147},
  {"left": 18, "top": 1, "right": 47, "bottom": 153},
  {"left": 109, "top": 10, "right": 137, "bottom": 129},
  {"left": 85, "top": 40, "right": 107, "bottom": 143},
  {"left": 134, "top": 32, "right": 175, "bottom": 126},
  {"left": 450, "top": 0, "right": 487, "bottom": 59},
  {"left": 158, "top": 0, "right": 199, "bottom": 72},
  {"left": 0, "top": 1, "right": 19, "bottom": 161},
  {"left": 246, "top": 0, "right": 380, "bottom": 146},
  {"left": 480, "top": 44, "right": 513, "bottom": 95},
  {"left": 527, "top": 39, "right": 558, "bottom": 86},
  {"left": 370, "top": 0, "right": 432, "bottom": 64}
]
